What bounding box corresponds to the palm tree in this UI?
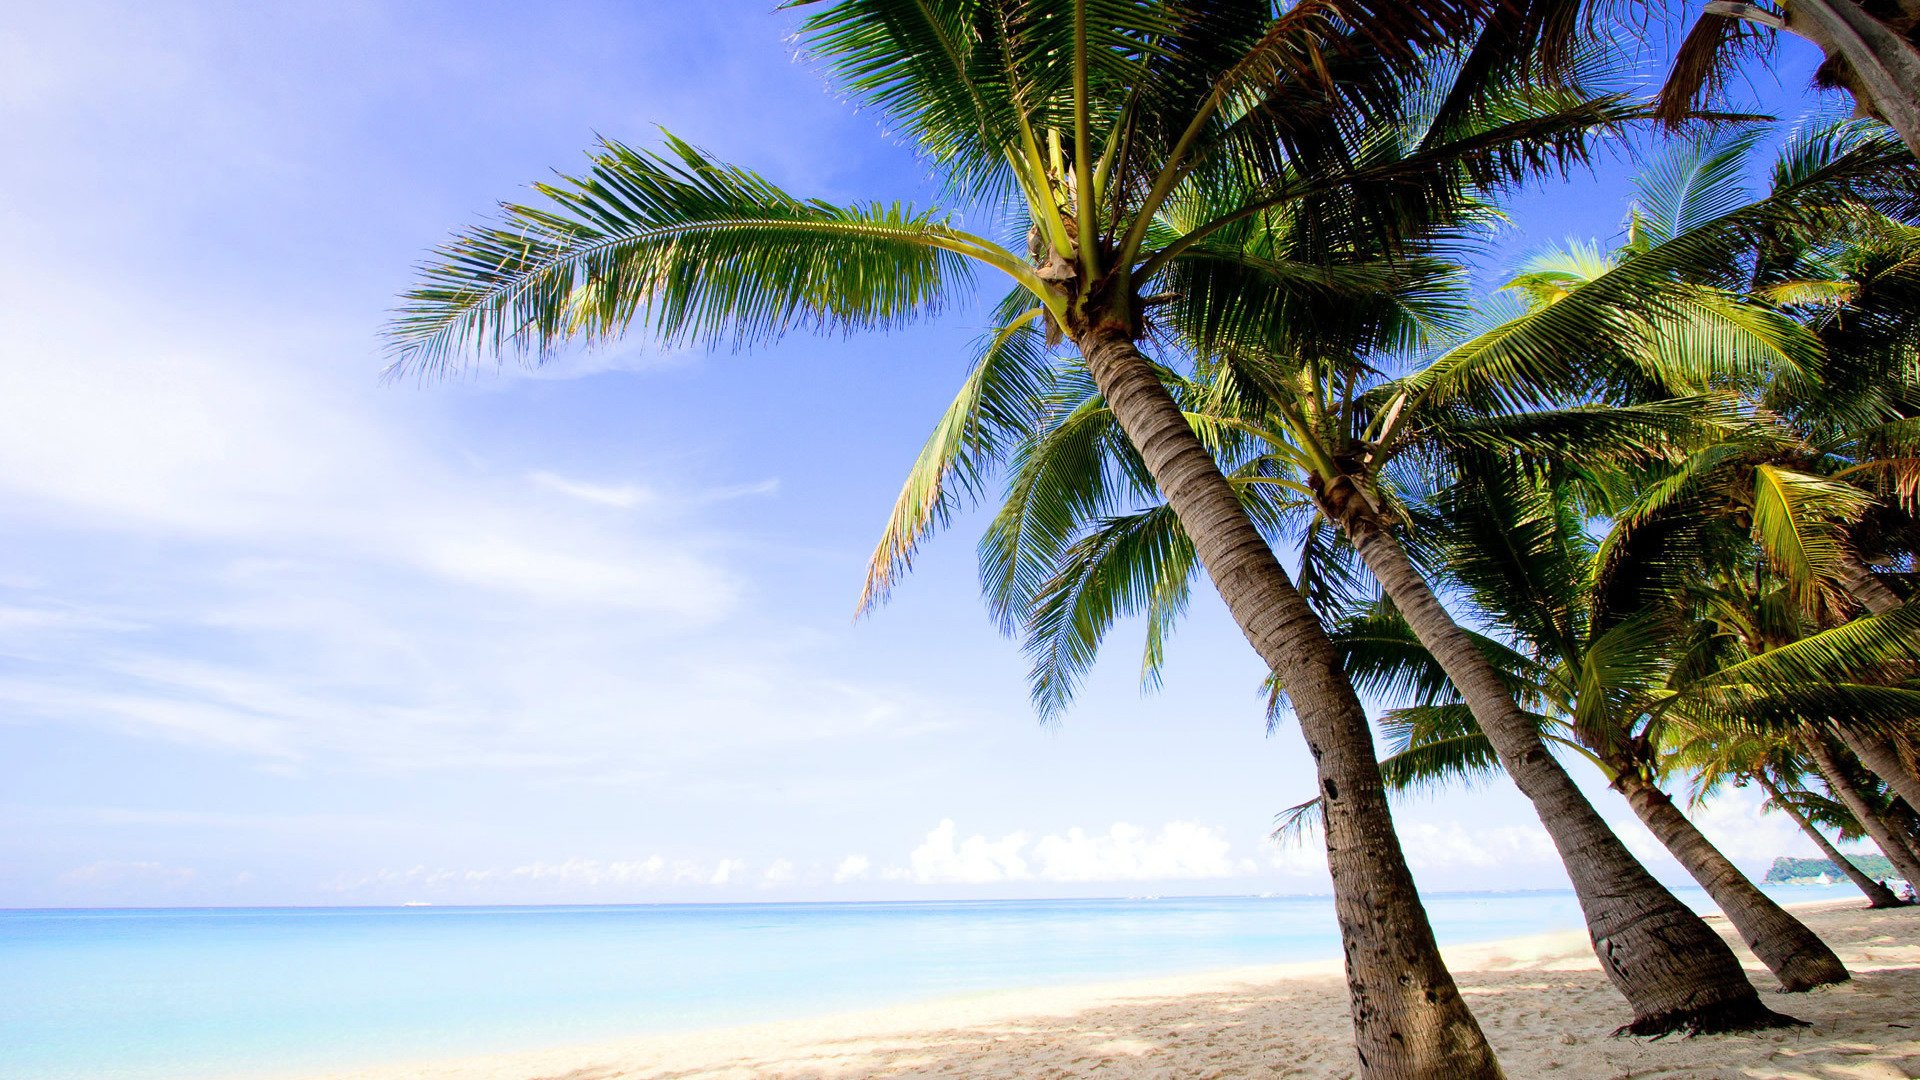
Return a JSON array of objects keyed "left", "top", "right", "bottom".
[
  {"left": 1801, "top": 729, "right": 1920, "bottom": 884},
  {"left": 385, "top": 3, "right": 1655, "bottom": 1074},
  {"left": 1656, "top": 0, "right": 1920, "bottom": 162},
  {"left": 1319, "top": 466, "right": 1889, "bottom": 991},
  {"left": 1677, "top": 728, "right": 1909, "bottom": 906},
  {"left": 969, "top": 128, "right": 1906, "bottom": 1027}
]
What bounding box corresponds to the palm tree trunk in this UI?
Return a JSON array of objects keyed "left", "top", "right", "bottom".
[
  {"left": 1834, "top": 726, "right": 1920, "bottom": 813},
  {"left": 1802, "top": 731, "right": 1920, "bottom": 887},
  {"left": 1073, "top": 326, "right": 1502, "bottom": 1080},
  {"left": 1820, "top": 558, "right": 1920, "bottom": 837},
  {"left": 1758, "top": 774, "right": 1907, "bottom": 908},
  {"left": 1612, "top": 769, "right": 1850, "bottom": 988},
  {"left": 1325, "top": 508, "right": 1798, "bottom": 1032},
  {"left": 1784, "top": 0, "right": 1920, "bottom": 160},
  {"left": 1837, "top": 554, "right": 1904, "bottom": 614},
  {"left": 1890, "top": 793, "right": 1920, "bottom": 849}
]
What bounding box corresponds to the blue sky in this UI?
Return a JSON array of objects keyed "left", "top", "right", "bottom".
[{"left": 0, "top": 2, "right": 1852, "bottom": 907}]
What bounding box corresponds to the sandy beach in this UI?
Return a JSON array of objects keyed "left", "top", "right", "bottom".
[{"left": 301, "top": 899, "right": 1920, "bottom": 1080}]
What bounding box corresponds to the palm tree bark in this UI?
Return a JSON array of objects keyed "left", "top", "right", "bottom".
[
  {"left": 1782, "top": 0, "right": 1920, "bottom": 161},
  {"left": 1803, "top": 730, "right": 1920, "bottom": 887},
  {"left": 1834, "top": 726, "right": 1920, "bottom": 813},
  {"left": 1323, "top": 497, "right": 1797, "bottom": 1032},
  {"left": 1890, "top": 794, "right": 1920, "bottom": 849},
  {"left": 1612, "top": 769, "right": 1850, "bottom": 987},
  {"left": 1074, "top": 326, "right": 1502, "bottom": 1080},
  {"left": 1825, "top": 560, "right": 1920, "bottom": 809},
  {"left": 1757, "top": 774, "right": 1907, "bottom": 907},
  {"left": 1837, "top": 555, "right": 1904, "bottom": 615}
]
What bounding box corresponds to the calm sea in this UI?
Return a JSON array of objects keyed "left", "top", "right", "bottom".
[{"left": 0, "top": 884, "right": 1847, "bottom": 1080}]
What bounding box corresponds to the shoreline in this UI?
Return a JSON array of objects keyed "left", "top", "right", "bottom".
[{"left": 289, "top": 897, "right": 1920, "bottom": 1080}]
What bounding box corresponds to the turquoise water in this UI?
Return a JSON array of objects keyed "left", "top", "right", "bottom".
[{"left": 0, "top": 884, "right": 1852, "bottom": 1080}]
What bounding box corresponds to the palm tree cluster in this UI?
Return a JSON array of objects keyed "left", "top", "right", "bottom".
[{"left": 385, "top": 3, "right": 1920, "bottom": 1077}]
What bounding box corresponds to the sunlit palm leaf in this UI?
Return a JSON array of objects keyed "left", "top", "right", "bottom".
[{"left": 387, "top": 135, "right": 1005, "bottom": 376}]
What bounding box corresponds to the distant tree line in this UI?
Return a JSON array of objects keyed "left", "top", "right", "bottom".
[{"left": 1766, "top": 855, "right": 1898, "bottom": 882}]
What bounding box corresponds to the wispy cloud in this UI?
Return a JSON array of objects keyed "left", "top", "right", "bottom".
[{"left": 530, "top": 470, "right": 656, "bottom": 509}]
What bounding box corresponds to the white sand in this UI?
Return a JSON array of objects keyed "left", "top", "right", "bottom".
[{"left": 303, "top": 899, "right": 1920, "bottom": 1079}]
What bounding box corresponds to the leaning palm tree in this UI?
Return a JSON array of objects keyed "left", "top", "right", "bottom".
[
  {"left": 968, "top": 127, "right": 1912, "bottom": 1026},
  {"left": 1802, "top": 727, "right": 1920, "bottom": 884},
  {"left": 1317, "top": 466, "right": 1895, "bottom": 991},
  {"left": 385, "top": 3, "right": 1659, "bottom": 1073},
  {"left": 1676, "top": 726, "right": 1909, "bottom": 906}
]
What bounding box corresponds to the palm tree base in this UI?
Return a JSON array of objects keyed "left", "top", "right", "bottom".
[{"left": 1613, "top": 998, "right": 1807, "bottom": 1038}]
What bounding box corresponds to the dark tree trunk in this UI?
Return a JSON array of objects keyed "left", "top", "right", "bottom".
[
  {"left": 1324, "top": 506, "right": 1797, "bottom": 1033},
  {"left": 1823, "top": 562, "right": 1920, "bottom": 812},
  {"left": 1890, "top": 795, "right": 1920, "bottom": 849},
  {"left": 1803, "top": 731, "right": 1920, "bottom": 888},
  {"left": 1837, "top": 555, "right": 1904, "bottom": 615},
  {"left": 1834, "top": 726, "right": 1920, "bottom": 815},
  {"left": 1073, "top": 326, "right": 1503, "bottom": 1079},
  {"left": 1758, "top": 774, "right": 1907, "bottom": 908},
  {"left": 1613, "top": 770, "right": 1850, "bottom": 988}
]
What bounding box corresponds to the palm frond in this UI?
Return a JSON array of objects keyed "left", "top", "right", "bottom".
[
  {"left": 1021, "top": 504, "right": 1194, "bottom": 718},
  {"left": 1748, "top": 464, "right": 1875, "bottom": 602},
  {"left": 387, "top": 135, "right": 1004, "bottom": 376},
  {"left": 862, "top": 297, "right": 1056, "bottom": 612}
]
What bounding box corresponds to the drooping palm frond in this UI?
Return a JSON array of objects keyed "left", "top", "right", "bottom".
[
  {"left": 1654, "top": 0, "right": 1777, "bottom": 127},
  {"left": 1748, "top": 463, "right": 1877, "bottom": 603},
  {"left": 386, "top": 135, "right": 1016, "bottom": 377},
  {"left": 1272, "top": 698, "right": 1565, "bottom": 843},
  {"left": 980, "top": 367, "right": 1192, "bottom": 637},
  {"left": 861, "top": 295, "right": 1059, "bottom": 613},
  {"left": 1020, "top": 503, "right": 1195, "bottom": 717},
  {"left": 1430, "top": 466, "right": 1587, "bottom": 659},
  {"left": 1329, "top": 603, "right": 1546, "bottom": 709},
  {"left": 1378, "top": 703, "right": 1518, "bottom": 794}
]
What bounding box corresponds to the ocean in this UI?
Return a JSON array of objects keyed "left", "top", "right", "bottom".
[{"left": 0, "top": 884, "right": 1850, "bottom": 1080}]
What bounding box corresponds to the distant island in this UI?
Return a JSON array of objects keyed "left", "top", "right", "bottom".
[{"left": 1765, "top": 856, "right": 1897, "bottom": 884}]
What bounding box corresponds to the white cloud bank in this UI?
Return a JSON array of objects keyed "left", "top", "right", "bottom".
[{"left": 900, "top": 819, "right": 1258, "bottom": 885}]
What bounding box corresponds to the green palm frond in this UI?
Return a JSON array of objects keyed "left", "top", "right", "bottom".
[
  {"left": 862, "top": 297, "right": 1058, "bottom": 612},
  {"left": 1416, "top": 396, "right": 1738, "bottom": 466},
  {"left": 1398, "top": 131, "right": 1917, "bottom": 415},
  {"left": 386, "top": 135, "right": 1018, "bottom": 376},
  {"left": 1021, "top": 504, "right": 1194, "bottom": 718},
  {"left": 1748, "top": 463, "right": 1876, "bottom": 602},
  {"left": 1632, "top": 127, "right": 1767, "bottom": 249},
  {"left": 1330, "top": 604, "right": 1545, "bottom": 709},
  {"left": 786, "top": 0, "right": 1165, "bottom": 205},
  {"left": 1571, "top": 614, "right": 1675, "bottom": 747},
  {"left": 1685, "top": 604, "right": 1920, "bottom": 691},
  {"left": 1379, "top": 704, "right": 1509, "bottom": 795},
  {"left": 980, "top": 376, "right": 1141, "bottom": 634},
  {"left": 1431, "top": 468, "right": 1585, "bottom": 658}
]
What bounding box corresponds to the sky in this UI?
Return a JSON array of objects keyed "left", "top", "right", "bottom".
[{"left": 0, "top": 2, "right": 1861, "bottom": 907}]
